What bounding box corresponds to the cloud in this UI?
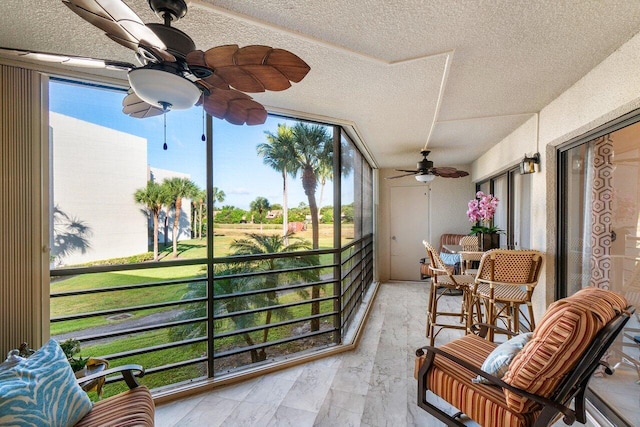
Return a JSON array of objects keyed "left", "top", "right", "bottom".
[{"left": 228, "top": 187, "right": 251, "bottom": 195}]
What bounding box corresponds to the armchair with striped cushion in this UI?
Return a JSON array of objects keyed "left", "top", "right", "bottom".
[{"left": 415, "top": 287, "right": 634, "bottom": 427}]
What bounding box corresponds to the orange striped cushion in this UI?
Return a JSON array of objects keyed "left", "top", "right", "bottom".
[
  {"left": 74, "top": 386, "right": 154, "bottom": 427},
  {"left": 503, "top": 287, "right": 628, "bottom": 413},
  {"left": 428, "top": 334, "right": 539, "bottom": 427},
  {"left": 567, "top": 287, "right": 628, "bottom": 321}
]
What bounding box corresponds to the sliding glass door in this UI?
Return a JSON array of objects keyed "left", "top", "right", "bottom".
[
  {"left": 476, "top": 168, "right": 532, "bottom": 248},
  {"left": 558, "top": 116, "right": 640, "bottom": 426}
]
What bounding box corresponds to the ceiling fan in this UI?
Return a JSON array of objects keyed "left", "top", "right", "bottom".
[
  {"left": 386, "top": 150, "right": 469, "bottom": 182},
  {"left": 0, "top": 0, "right": 311, "bottom": 126}
]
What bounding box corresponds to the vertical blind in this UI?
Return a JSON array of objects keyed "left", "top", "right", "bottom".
[{"left": 0, "top": 64, "right": 46, "bottom": 355}]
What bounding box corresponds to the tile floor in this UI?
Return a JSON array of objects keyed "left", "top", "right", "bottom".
[{"left": 154, "top": 281, "right": 593, "bottom": 427}]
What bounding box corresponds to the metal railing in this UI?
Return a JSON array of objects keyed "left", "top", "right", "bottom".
[{"left": 50, "top": 234, "right": 374, "bottom": 393}]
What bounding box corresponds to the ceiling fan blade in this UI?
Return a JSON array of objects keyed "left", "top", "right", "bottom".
[
  {"left": 265, "top": 49, "right": 311, "bottom": 83},
  {"left": 201, "top": 44, "right": 238, "bottom": 67},
  {"left": 202, "top": 87, "right": 267, "bottom": 126},
  {"left": 234, "top": 45, "right": 291, "bottom": 90},
  {"left": 431, "top": 167, "right": 457, "bottom": 174},
  {"left": 202, "top": 73, "right": 231, "bottom": 90},
  {"left": 431, "top": 167, "right": 469, "bottom": 178},
  {"left": 62, "top": 0, "right": 166, "bottom": 52},
  {"left": 122, "top": 91, "right": 165, "bottom": 118},
  {"left": 186, "top": 50, "right": 230, "bottom": 89},
  {"left": 385, "top": 172, "right": 417, "bottom": 180},
  {"left": 214, "top": 65, "right": 266, "bottom": 93},
  {"left": 197, "top": 44, "right": 310, "bottom": 93},
  {"left": 395, "top": 169, "right": 418, "bottom": 173},
  {"left": 0, "top": 46, "right": 134, "bottom": 70}
]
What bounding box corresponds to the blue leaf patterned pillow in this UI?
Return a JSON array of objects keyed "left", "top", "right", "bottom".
[
  {"left": 473, "top": 332, "right": 533, "bottom": 384},
  {"left": 0, "top": 338, "right": 93, "bottom": 426}
]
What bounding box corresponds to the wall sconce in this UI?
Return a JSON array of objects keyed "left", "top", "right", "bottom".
[{"left": 520, "top": 152, "right": 540, "bottom": 175}]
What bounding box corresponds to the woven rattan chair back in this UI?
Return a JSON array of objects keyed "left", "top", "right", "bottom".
[
  {"left": 458, "top": 235, "right": 479, "bottom": 251},
  {"left": 474, "top": 249, "right": 543, "bottom": 338}
]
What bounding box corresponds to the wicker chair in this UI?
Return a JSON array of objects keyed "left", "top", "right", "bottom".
[
  {"left": 415, "top": 287, "right": 634, "bottom": 427},
  {"left": 458, "top": 235, "right": 482, "bottom": 275},
  {"left": 472, "top": 249, "right": 543, "bottom": 340},
  {"left": 423, "top": 240, "right": 476, "bottom": 345}
]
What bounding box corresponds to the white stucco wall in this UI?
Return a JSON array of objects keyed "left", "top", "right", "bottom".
[
  {"left": 470, "top": 30, "right": 640, "bottom": 322},
  {"left": 50, "top": 112, "right": 148, "bottom": 266}
]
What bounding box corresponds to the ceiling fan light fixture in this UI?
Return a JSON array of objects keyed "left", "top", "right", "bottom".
[
  {"left": 520, "top": 152, "right": 540, "bottom": 175},
  {"left": 128, "top": 68, "right": 200, "bottom": 110},
  {"left": 415, "top": 173, "right": 435, "bottom": 182}
]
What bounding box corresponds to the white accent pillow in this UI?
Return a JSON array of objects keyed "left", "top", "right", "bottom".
[{"left": 473, "top": 332, "right": 533, "bottom": 384}]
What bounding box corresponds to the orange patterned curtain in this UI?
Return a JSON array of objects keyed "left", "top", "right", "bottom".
[{"left": 588, "top": 135, "right": 614, "bottom": 289}]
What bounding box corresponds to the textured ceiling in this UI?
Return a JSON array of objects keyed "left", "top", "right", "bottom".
[{"left": 2, "top": 0, "right": 640, "bottom": 170}]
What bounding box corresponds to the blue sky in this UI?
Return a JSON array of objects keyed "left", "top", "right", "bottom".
[{"left": 49, "top": 80, "right": 343, "bottom": 210}]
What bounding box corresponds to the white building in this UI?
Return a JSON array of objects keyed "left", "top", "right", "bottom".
[
  {"left": 49, "top": 113, "right": 192, "bottom": 266},
  {"left": 49, "top": 112, "right": 149, "bottom": 266}
]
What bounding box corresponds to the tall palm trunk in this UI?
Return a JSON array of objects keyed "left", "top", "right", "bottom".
[
  {"left": 198, "top": 200, "right": 204, "bottom": 239},
  {"left": 173, "top": 197, "right": 182, "bottom": 256},
  {"left": 152, "top": 211, "right": 159, "bottom": 261},
  {"left": 282, "top": 170, "right": 289, "bottom": 244},
  {"left": 191, "top": 202, "right": 197, "bottom": 239},
  {"left": 302, "top": 167, "right": 320, "bottom": 249},
  {"left": 163, "top": 206, "right": 170, "bottom": 247},
  {"left": 302, "top": 166, "right": 321, "bottom": 331},
  {"left": 243, "top": 333, "right": 265, "bottom": 363}
]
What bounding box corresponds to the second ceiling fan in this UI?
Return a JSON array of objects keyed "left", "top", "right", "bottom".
[{"left": 387, "top": 150, "right": 469, "bottom": 181}]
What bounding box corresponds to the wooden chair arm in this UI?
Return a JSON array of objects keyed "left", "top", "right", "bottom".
[
  {"left": 474, "top": 323, "right": 520, "bottom": 339},
  {"left": 415, "top": 346, "right": 577, "bottom": 424},
  {"left": 76, "top": 364, "right": 145, "bottom": 390}
]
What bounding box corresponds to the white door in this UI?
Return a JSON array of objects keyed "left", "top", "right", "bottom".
[{"left": 390, "top": 185, "right": 429, "bottom": 280}]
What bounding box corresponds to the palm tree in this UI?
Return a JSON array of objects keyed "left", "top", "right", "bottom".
[
  {"left": 170, "top": 233, "right": 318, "bottom": 364},
  {"left": 250, "top": 196, "right": 271, "bottom": 232},
  {"left": 163, "top": 177, "right": 199, "bottom": 257},
  {"left": 211, "top": 186, "right": 225, "bottom": 237},
  {"left": 316, "top": 157, "right": 332, "bottom": 218},
  {"left": 230, "top": 233, "right": 318, "bottom": 360},
  {"left": 290, "top": 122, "right": 333, "bottom": 331},
  {"left": 192, "top": 188, "right": 206, "bottom": 239},
  {"left": 168, "top": 265, "right": 261, "bottom": 360},
  {"left": 212, "top": 187, "right": 226, "bottom": 210},
  {"left": 134, "top": 181, "right": 165, "bottom": 261},
  {"left": 290, "top": 122, "right": 333, "bottom": 248},
  {"left": 322, "top": 139, "right": 355, "bottom": 215},
  {"left": 258, "top": 124, "right": 297, "bottom": 242}
]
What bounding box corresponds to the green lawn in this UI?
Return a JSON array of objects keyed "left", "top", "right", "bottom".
[
  {"left": 79, "top": 291, "right": 334, "bottom": 399},
  {"left": 53, "top": 223, "right": 352, "bottom": 395}
]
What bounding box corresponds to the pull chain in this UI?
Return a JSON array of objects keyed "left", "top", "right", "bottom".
[
  {"left": 159, "top": 101, "right": 170, "bottom": 151},
  {"left": 201, "top": 107, "right": 206, "bottom": 142},
  {"left": 163, "top": 112, "right": 168, "bottom": 150}
]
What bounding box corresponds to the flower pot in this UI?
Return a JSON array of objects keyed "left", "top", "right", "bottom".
[{"left": 478, "top": 233, "right": 500, "bottom": 251}]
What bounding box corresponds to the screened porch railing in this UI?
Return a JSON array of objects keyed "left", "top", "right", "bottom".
[{"left": 49, "top": 234, "right": 374, "bottom": 395}]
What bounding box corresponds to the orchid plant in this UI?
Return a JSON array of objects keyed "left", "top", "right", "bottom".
[{"left": 467, "top": 191, "right": 503, "bottom": 234}]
